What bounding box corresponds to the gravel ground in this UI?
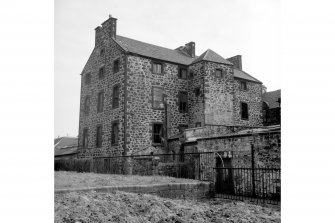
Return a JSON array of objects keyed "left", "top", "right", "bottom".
[
  {"left": 55, "top": 171, "right": 201, "bottom": 189},
  {"left": 55, "top": 190, "right": 280, "bottom": 223}
]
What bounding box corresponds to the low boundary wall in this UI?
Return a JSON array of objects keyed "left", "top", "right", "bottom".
[{"left": 55, "top": 182, "right": 213, "bottom": 200}]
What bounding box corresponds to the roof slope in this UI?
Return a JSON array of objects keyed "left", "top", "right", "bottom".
[
  {"left": 191, "top": 49, "right": 233, "bottom": 65},
  {"left": 115, "top": 35, "right": 195, "bottom": 65},
  {"left": 54, "top": 137, "right": 78, "bottom": 150},
  {"left": 262, "top": 89, "right": 281, "bottom": 109},
  {"left": 54, "top": 147, "right": 78, "bottom": 157},
  {"left": 234, "top": 68, "right": 262, "bottom": 83}
]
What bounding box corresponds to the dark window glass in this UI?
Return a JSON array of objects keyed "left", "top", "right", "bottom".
[
  {"left": 84, "top": 96, "right": 90, "bottom": 115},
  {"left": 179, "top": 91, "right": 188, "bottom": 113},
  {"left": 195, "top": 122, "right": 201, "bottom": 127},
  {"left": 240, "top": 81, "right": 247, "bottom": 90},
  {"left": 215, "top": 69, "right": 222, "bottom": 78},
  {"left": 152, "top": 87, "right": 163, "bottom": 109},
  {"left": 96, "top": 126, "right": 102, "bottom": 147},
  {"left": 97, "top": 91, "right": 104, "bottom": 113},
  {"left": 111, "top": 122, "right": 119, "bottom": 145},
  {"left": 99, "top": 66, "right": 105, "bottom": 79},
  {"left": 113, "top": 59, "right": 119, "bottom": 73},
  {"left": 153, "top": 63, "right": 162, "bottom": 74},
  {"left": 194, "top": 87, "right": 200, "bottom": 97},
  {"left": 85, "top": 73, "right": 91, "bottom": 85},
  {"left": 153, "top": 123, "right": 163, "bottom": 143},
  {"left": 112, "top": 85, "right": 119, "bottom": 108},
  {"left": 83, "top": 128, "right": 88, "bottom": 148},
  {"left": 241, "top": 102, "right": 249, "bottom": 120},
  {"left": 179, "top": 68, "right": 187, "bottom": 79}
]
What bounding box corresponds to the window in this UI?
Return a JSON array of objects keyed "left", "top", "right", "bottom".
[
  {"left": 112, "top": 85, "right": 119, "bottom": 108},
  {"left": 97, "top": 91, "right": 104, "bottom": 113},
  {"left": 113, "top": 59, "right": 119, "bottom": 73},
  {"left": 189, "top": 71, "right": 194, "bottom": 79},
  {"left": 179, "top": 67, "right": 187, "bottom": 79},
  {"left": 100, "top": 48, "right": 105, "bottom": 56},
  {"left": 215, "top": 69, "right": 223, "bottom": 78},
  {"left": 152, "top": 62, "right": 162, "bottom": 74},
  {"left": 83, "top": 128, "right": 88, "bottom": 148},
  {"left": 240, "top": 81, "right": 247, "bottom": 91},
  {"left": 152, "top": 87, "right": 163, "bottom": 109},
  {"left": 85, "top": 73, "right": 91, "bottom": 85},
  {"left": 98, "top": 66, "right": 105, "bottom": 79},
  {"left": 84, "top": 96, "right": 90, "bottom": 115},
  {"left": 179, "top": 91, "right": 188, "bottom": 113},
  {"left": 179, "top": 125, "right": 188, "bottom": 133},
  {"left": 96, "top": 125, "right": 103, "bottom": 148},
  {"left": 195, "top": 122, "right": 201, "bottom": 127},
  {"left": 241, "top": 102, "right": 249, "bottom": 120},
  {"left": 111, "top": 121, "right": 119, "bottom": 145},
  {"left": 153, "top": 123, "right": 163, "bottom": 144},
  {"left": 194, "top": 87, "right": 200, "bottom": 97}
]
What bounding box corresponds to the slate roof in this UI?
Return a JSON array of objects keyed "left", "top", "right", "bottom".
[
  {"left": 54, "top": 137, "right": 78, "bottom": 150},
  {"left": 113, "top": 35, "right": 261, "bottom": 83},
  {"left": 191, "top": 49, "right": 233, "bottom": 65},
  {"left": 54, "top": 146, "right": 78, "bottom": 157},
  {"left": 262, "top": 89, "right": 281, "bottom": 109},
  {"left": 115, "top": 35, "right": 195, "bottom": 65},
  {"left": 234, "top": 68, "right": 262, "bottom": 83}
]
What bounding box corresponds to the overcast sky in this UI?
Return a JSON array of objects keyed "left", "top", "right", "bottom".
[{"left": 55, "top": 0, "right": 280, "bottom": 138}]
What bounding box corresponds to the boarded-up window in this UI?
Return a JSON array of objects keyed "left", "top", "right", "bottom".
[
  {"left": 179, "top": 91, "right": 188, "bottom": 113},
  {"left": 83, "top": 128, "right": 88, "bottom": 148},
  {"left": 113, "top": 59, "right": 119, "bottom": 73},
  {"left": 84, "top": 96, "right": 90, "bottom": 115},
  {"left": 96, "top": 125, "right": 102, "bottom": 148},
  {"left": 111, "top": 121, "right": 118, "bottom": 145},
  {"left": 112, "top": 85, "right": 119, "bottom": 108},
  {"left": 153, "top": 123, "right": 163, "bottom": 144},
  {"left": 153, "top": 62, "right": 162, "bottom": 74},
  {"left": 152, "top": 87, "right": 163, "bottom": 109},
  {"left": 179, "top": 67, "right": 187, "bottom": 79},
  {"left": 215, "top": 69, "right": 222, "bottom": 78},
  {"left": 97, "top": 91, "right": 104, "bottom": 113},
  {"left": 241, "top": 102, "right": 249, "bottom": 120}
]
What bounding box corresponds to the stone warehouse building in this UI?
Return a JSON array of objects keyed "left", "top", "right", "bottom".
[{"left": 78, "top": 16, "right": 264, "bottom": 158}]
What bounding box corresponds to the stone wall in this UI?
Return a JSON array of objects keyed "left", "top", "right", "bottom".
[
  {"left": 78, "top": 27, "right": 126, "bottom": 158},
  {"left": 233, "top": 79, "right": 263, "bottom": 126},
  {"left": 125, "top": 55, "right": 188, "bottom": 154},
  {"left": 203, "top": 62, "right": 235, "bottom": 126}
]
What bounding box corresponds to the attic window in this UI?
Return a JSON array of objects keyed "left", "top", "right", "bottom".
[
  {"left": 153, "top": 62, "right": 162, "bottom": 74},
  {"left": 113, "top": 59, "right": 120, "bottom": 73},
  {"left": 99, "top": 66, "right": 105, "bottom": 79},
  {"left": 179, "top": 67, "right": 187, "bottom": 79},
  {"left": 240, "top": 81, "right": 247, "bottom": 91}
]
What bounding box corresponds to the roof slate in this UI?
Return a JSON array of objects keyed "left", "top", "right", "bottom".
[
  {"left": 262, "top": 89, "right": 281, "bottom": 109},
  {"left": 234, "top": 68, "right": 262, "bottom": 83},
  {"left": 113, "top": 35, "right": 261, "bottom": 83},
  {"left": 115, "top": 35, "right": 195, "bottom": 65},
  {"left": 191, "top": 49, "right": 233, "bottom": 65},
  {"left": 54, "top": 137, "right": 78, "bottom": 150}
]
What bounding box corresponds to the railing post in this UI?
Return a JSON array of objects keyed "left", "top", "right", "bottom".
[{"left": 251, "top": 143, "right": 256, "bottom": 197}]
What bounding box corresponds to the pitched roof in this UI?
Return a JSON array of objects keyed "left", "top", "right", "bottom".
[
  {"left": 191, "top": 49, "right": 233, "bottom": 65},
  {"left": 115, "top": 35, "right": 195, "bottom": 65},
  {"left": 234, "top": 68, "right": 262, "bottom": 83},
  {"left": 262, "top": 89, "right": 281, "bottom": 109},
  {"left": 54, "top": 147, "right": 78, "bottom": 157},
  {"left": 54, "top": 137, "right": 78, "bottom": 150}
]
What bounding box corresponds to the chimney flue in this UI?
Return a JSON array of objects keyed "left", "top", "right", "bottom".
[
  {"left": 101, "top": 15, "right": 117, "bottom": 39},
  {"left": 227, "top": 55, "right": 242, "bottom": 70}
]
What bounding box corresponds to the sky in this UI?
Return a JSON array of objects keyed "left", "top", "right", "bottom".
[{"left": 55, "top": 0, "right": 280, "bottom": 138}]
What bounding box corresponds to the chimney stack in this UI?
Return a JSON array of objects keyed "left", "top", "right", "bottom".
[
  {"left": 184, "top": 42, "right": 195, "bottom": 58},
  {"left": 101, "top": 15, "right": 117, "bottom": 39},
  {"left": 227, "top": 55, "right": 242, "bottom": 70}
]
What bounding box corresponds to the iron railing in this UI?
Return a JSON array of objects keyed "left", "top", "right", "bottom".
[{"left": 214, "top": 167, "right": 281, "bottom": 204}]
